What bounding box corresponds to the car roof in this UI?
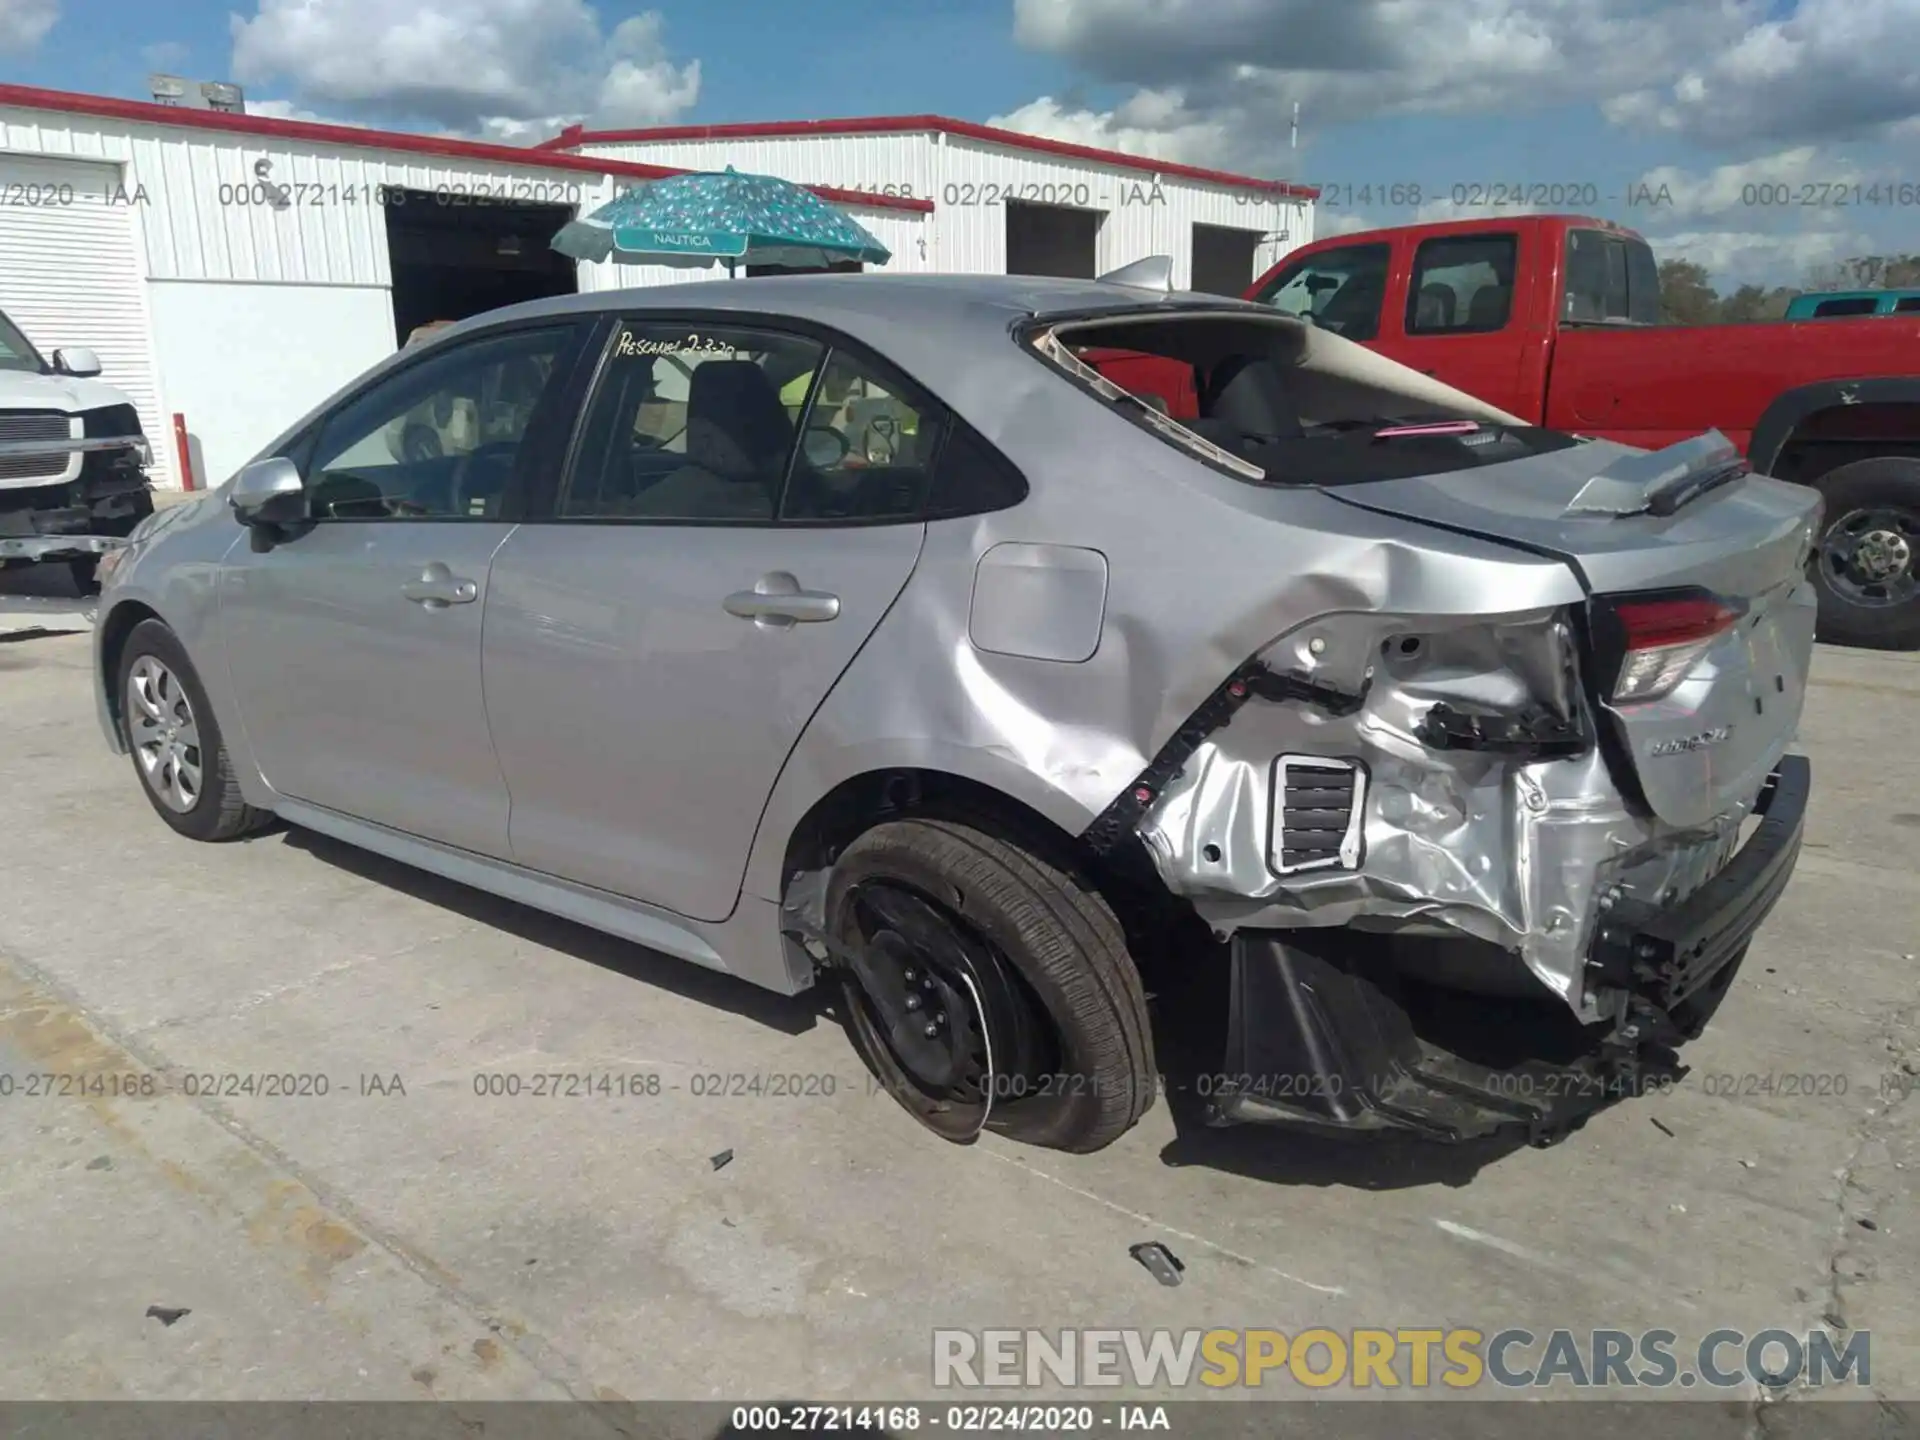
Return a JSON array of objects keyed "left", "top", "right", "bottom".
[
  {"left": 437, "top": 273, "right": 1277, "bottom": 418},
  {"left": 457, "top": 272, "right": 1270, "bottom": 341}
]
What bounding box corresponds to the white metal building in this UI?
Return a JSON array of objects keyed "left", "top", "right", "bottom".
[
  {"left": 0, "top": 85, "right": 1314, "bottom": 492},
  {"left": 545, "top": 116, "right": 1316, "bottom": 294}
]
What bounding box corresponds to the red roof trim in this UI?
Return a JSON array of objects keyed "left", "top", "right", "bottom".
[
  {"left": 0, "top": 84, "right": 934, "bottom": 213},
  {"left": 551, "top": 115, "right": 1319, "bottom": 201}
]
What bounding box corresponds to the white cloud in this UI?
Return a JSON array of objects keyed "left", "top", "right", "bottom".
[
  {"left": 1642, "top": 226, "right": 1876, "bottom": 288},
  {"left": 229, "top": 0, "right": 699, "bottom": 136},
  {"left": 1316, "top": 211, "right": 1381, "bottom": 237},
  {"left": 1627, "top": 146, "right": 1872, "bottom": 223},
  {"left": 0, "top": 0, "right": 57, "bottom": 53},
  {"left": 987, "top": 92, "right": 1235, "bottom": 168},
  {"left": 1006, "top": 0, "right": 1920, "bottom": 169},
  {"left": 1410, "top": 196, "right": 1553, "bottom": 224},
  {"left": 1006, "top": 0, "right": 1780, "bottom": 170},
  {"left": 244, "top": 98, "right": 370, "bottom": 127},
  {"left": 1606, "top": 0, "right": 1920, "bottom": 146}
]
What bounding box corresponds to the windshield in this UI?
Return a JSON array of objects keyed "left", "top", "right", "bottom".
[
  {"left": 1250, "top": 243, "right": 1391, "bottom": 341},
  {"left": 0, "top": 310, "right": 45, "bottom": 374}
]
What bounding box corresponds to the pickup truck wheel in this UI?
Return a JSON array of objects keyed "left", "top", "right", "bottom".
[
  {"left": 1810, "top": 457, "right": 1920, "bottom": 650},
  {"left": 117, "top": 619, "right": 271, "bottom": 842},
  {"left": 825, "top": 816, "right": 1156, "bottom": 1153}
]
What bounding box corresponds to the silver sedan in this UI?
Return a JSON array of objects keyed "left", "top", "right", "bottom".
[{"left": 92, "top": 268, "right": 1818, "bottom": 1153}]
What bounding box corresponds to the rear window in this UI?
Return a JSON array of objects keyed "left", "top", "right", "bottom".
[
  {"left": 1027, "top": 311, "right": 1581, "bottom": 489},
  {"left": 1897, "top": 297, "right": 1920, "bottom": 314},
  {"left": 1565, "top": 230, "right": 1660, "bottom": 325}
]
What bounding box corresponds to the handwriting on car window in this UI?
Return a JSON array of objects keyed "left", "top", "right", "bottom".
[{"left": 613, "top": 330, "right": 738, "bottom": 359}]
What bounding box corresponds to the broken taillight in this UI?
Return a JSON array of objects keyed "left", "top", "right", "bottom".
[{"left": 1609, "top": 596, "right": 1739, "bottom": 703}]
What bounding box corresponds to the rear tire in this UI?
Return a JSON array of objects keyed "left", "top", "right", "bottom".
[
  {"left": 1809, "top": 456, "right": 1920, "bottom": 650},
  {"left": 117, "top": 619, "right": 272, "bottom": 842},
  {"left": 826, "top": 815, "right": 1156, "bottom": 1153}
]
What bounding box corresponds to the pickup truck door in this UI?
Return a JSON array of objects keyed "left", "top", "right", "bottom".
[{"left": 1370, "top": 228, "right": 1545, "bottom": 421}]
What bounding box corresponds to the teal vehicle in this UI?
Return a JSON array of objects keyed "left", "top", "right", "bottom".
[{"left": 1786, "top": 289, "right": 1920, "bottom": 319}]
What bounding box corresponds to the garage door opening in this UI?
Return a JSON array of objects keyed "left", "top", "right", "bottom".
[
  {"left": 384, "top": 191, "right": 579, "bottom": 347},
  {"left": 1191, "top": 222, "right": 1266, "bottom": 297},
  {"left": 1006, "top": 200, "right": 1104, "bottom": 279}
]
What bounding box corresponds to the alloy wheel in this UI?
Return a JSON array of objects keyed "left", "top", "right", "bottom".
[{"left": 126, "top": 654, "right": 203, "bottom": 813}]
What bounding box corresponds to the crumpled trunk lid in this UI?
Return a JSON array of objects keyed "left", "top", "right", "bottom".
[{"left": 1328, "top": 431, "right": 1820, "bottom": 829}]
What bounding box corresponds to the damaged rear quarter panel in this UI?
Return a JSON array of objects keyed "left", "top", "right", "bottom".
[
  {"left": 742, "top": 390, "right": 1589, "bottom": 908},
  {"left": 1135, "top": 607, "right": 1754, "bottom": 1017}
]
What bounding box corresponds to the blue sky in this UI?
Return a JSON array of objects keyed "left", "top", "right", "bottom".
[{"left": 4, "top": 0, "right": 1917, "bottom": 289}]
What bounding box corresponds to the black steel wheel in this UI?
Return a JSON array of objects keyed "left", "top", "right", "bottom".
[
  {"left": 1811, "top": 457, "right": 1920, "bottom": 650},
  {"left": 825, "top": 815, "right": 1156, "bottom": 1153}
]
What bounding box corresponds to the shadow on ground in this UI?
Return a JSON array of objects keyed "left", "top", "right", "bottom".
[
  {"left": 278, "top": 825, "right": 826, "bottom": 1039},
  {"left": 272, "top": 820, "right": 1525, "bottom": 1192}
]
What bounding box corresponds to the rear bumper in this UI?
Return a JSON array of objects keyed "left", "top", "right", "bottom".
[{"left": 1209, "top": 755, "right": 1810, "bottom": 1144}]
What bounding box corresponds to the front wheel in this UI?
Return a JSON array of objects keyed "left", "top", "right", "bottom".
[
  {"left": 1810, "top": 456, "right": 1920, "bottom": 650},
  {"left": 825, "top": 816, "right": 1156, "bottom": 1153},
  {"left": 117, "top": 619, "right": 272, "bottom": 841}
]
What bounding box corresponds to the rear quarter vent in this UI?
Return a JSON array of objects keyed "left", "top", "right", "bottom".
[{"left": 1269, "top": 755, "right": 1367, "bottom": 875}]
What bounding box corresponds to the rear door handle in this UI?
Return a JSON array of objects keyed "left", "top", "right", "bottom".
[
  {"left": 402, "top": 562, "right": 479, "bottom": 609},
  {"left": 724, "top": 571, "right": 840, "bottom": 626}
]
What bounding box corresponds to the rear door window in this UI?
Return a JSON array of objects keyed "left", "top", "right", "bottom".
[
  {"left": 1406, "top": 233, "right": 1518, "bottom": 334},
  {"left": 559, "top": 323, "right": 822, "bottom": 522}
]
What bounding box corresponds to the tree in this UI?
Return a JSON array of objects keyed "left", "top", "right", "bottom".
[
  {"left": 1803, "top": 254, "right": 1920, "bottom": 292},
  {"left": 1717, "top": 283, "right": 1799, "bottom": 323},
  {"left": 1658, "top": 259, "right": 1720, "bottom": 325}
]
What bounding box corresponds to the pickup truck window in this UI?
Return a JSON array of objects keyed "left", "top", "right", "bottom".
[
  {"left": 1250, "top": 243, "right": 1390, "bottom": 342},
  {"left": 1407, "top": 233, "right": 1517, "bottom": 334},
  {"left": 1811, "top": 297, "right": 1880, "bottom": 318},
  {"left": 1565, "top": 228, "right": 1662, "bottom": 325},
  {"left": 0, "top": 310, "right": 44, "bottom": 373}
]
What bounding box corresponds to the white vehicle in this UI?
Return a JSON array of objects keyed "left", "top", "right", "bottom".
[{"left": 0, "top": 306, "right": 154, "bottom": 591}]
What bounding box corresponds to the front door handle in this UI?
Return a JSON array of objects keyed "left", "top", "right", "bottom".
[
  {"left": 724, "top": 570, "right": 840, "bottom": 627},
  {"left": 402, "top": 562, "right": 479, "bottom": 609}
]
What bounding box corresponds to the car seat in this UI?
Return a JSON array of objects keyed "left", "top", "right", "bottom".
[
  {"left": 1464, "top": 285, "right": 1510, "bottom": 329},
  {"left": 1194, "top": 355, "right": 1307, "bottom": 448},
  {"left": 1415, "top": 283, "right": 1457, "bottom": 330},
  {"left": 631, "top": 361, "right": 794, "bottom": 519}
]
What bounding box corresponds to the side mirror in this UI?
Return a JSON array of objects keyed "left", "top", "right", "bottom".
[
  {"left": 801, "top": 425, "right": 850, "bottom": 468},
  {"left": 230, "top": 457, "right": 306, "bottom": 526},
  {"left": 51, "top": 347, "right": 102, "bottom": 378}
]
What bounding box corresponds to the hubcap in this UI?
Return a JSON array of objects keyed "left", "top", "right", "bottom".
[
  {"left": 126, "top": 655, "right": 203, "bottom": 813},
  {"left": 1820, "top": 506, "right": 1919, "bottom": 608},
  {"left": 841, "top": 881, "right": 1053, "bottom": 1114}
]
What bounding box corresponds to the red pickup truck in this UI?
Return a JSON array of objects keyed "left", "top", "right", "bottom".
[{"left": 1092, "top": 213, "right": 1920, "bottom": 649}]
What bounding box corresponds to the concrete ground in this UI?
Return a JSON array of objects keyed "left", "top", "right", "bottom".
[{"left": 0, "top": 583, "right": 1914, "bottom": 1425}]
